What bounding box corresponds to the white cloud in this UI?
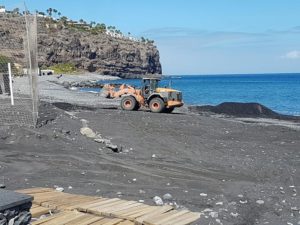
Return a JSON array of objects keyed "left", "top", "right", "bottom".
[{"left": 283, "top": 50, "right": 300, "bottom": 59}]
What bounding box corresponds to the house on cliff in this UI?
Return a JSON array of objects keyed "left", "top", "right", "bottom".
[{"left": 0, "top": 6, "right": 6, "bottom": 13}]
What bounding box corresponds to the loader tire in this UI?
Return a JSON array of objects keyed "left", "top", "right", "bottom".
[
  {"left": 121, "top": 96, "right": 138, "bottom": 111},
  {"left": 149, "top": 97, "right": 165, "bottom": 113}
]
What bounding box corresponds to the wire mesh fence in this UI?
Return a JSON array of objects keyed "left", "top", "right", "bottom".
[{"left": 0, "top": 10, "right": 39, "bottom": 127}]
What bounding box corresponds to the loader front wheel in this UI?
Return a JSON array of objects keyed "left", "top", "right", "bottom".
[
  {"left": 121, "top": 96, "right": 138, "bottom": 111},
  {"left": 149, "top": 97, "right": 165, "bottom": 113}
]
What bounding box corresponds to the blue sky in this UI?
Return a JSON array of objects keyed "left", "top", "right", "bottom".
[{"left": 1, "top": 0, "right": 300, "bottom": 75}]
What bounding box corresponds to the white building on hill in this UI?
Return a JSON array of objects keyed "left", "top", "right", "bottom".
[{"left": 0, "top": 6, "right": 6, "bottom": 13}]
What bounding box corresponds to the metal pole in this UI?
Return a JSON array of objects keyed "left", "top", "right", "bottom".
[{"left": 8, "top": 63, "right": 14, "bottom": 106}]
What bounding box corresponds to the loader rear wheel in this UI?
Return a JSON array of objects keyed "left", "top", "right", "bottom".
[
  {"left": 121, "top": 96, "right": 138, "bottom": 111},
  {"left": 149, "top": 97, "right": 165, "bottom": 113}
]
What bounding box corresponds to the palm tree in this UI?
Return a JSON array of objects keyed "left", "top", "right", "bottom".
[
  {"left": 53, "top": 9, "right": 58, "bottom": 17},
  {"left": 46, "top": 8, "right": 53, "bottom": 17}
]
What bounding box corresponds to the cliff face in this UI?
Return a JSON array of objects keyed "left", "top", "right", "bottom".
[{"left": 0, "top": 15, "right": 162, "bottom": 78}]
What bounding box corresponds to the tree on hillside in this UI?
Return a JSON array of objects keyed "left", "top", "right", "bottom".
[
  {"left": 90, "top": 21, "right": 96, "bottom": 27},
  {"left": 58, "top": 12, "right": 61, "bottom": 17},
  {"left": 60, "top": 16, "right": 68, "bottom": 25},
  {"left": 12, "top": 8, "right": 20, "bottom": 14}
]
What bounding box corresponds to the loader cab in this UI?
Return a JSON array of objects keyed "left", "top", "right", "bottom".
[{"left": 142, "top": 78, "right": 160, "bottom": 97}]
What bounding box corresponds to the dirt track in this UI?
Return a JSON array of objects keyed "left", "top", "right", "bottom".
[{"left": 0, "top": 102, "right": 299, "bottom": 225}]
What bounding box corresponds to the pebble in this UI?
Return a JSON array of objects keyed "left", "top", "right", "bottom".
[
  {"left": 139, "top": 190, "right": 146, "bottom": 194},
  {"left": 202, "top": 208, "right": 213, "bottom": 213},
  {"left": 239, "top": 200, "right": 248, "bottom": 204},
  {"left": 163, "top": 193, "right": 173, "bottom": 200},
  {"left": 230, "top": 212, "right": 239, "bottom": 217},
  {"left": 96, "top": 189, "right": 100, "bottom": 193},
  {"left": 238, "top": 194, "right": 244, "bottom": 198},
  {"left": 200, "top": 193, "right": 208, "bottom": 197},
  {"left": 216, "top": 202, "right": 223, "bottom": 206},
  {"left": 68, "top": 186, "right": 73, "bottom": 190},
  {"left": 132, "top": 178, "right": 137, "bottom": 182},
  {"left": 138, "top": 200, "right": 145, "bottom": 203},
  {"left": 153, "top": 196, "right": 164, "bottom": 206},
  {"left": 256, "top": 200, "right": 264, "bottom": 205},
  {"left": 0, "top": 184, "right": 5, "bottom": 189},
  {"left": 151, "top": 154, "right": 156, "bottom": 158},
  {"left": 117, "top": 192, "right": 122, "bottom": 195}
]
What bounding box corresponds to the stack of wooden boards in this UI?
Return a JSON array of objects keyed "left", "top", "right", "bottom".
[{"left": 17, "top": 188, "right": 201, "bottom": 225}]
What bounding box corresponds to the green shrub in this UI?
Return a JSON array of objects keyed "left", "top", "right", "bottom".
[{"left": 48, "top": 63, "right": 77, "bottom": 74}]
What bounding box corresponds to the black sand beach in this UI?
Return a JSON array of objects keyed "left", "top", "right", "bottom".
[{"left": 0, "top": 100, "right": 299, "bottom": 225}]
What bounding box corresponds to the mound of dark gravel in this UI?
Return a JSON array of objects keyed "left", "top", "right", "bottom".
[{"left": 189, "top": 102, "right": 300, "bottom": 121}]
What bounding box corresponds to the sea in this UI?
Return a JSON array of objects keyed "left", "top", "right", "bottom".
[{"left": 81, "top": 74, "right": 300, "bottom": 116}]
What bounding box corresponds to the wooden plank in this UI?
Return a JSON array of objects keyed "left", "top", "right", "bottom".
[
  {"left": 114, "top": 205, "right": 151, "bottom": 217},
  {"left": 76, "top": 198, "right": 115, "bottom": 212},
  {"left": 116, "top": 221, "right": 134, "bottom": 225},
  {"left": 74, "top": 216, "right": 104, "bottom": 225},
  {"left": 158, "top": 212, "right": 201, "bottom": 225},
  {"left": 143, "top": 210, "right": 189, "bottom": 225},
  {"left": 108, "top": 203, "right": 144, "bottom": 217},
  {"left": 89, "top": 218, "right": 123, "bottom": 225},
  {"left": 45, "top": 211, "right": 85, "bottom": 225},
  {"left": 67, "top": 198, "right": 105, "bottom": 211},
  {"left": 87, "top": 200, "right": 128, "bottom": 216},
  {"left": 17, "top": 188, "right": 54, "bottom": 195},
  {"left": 62, "top": 213, "right": 96, "bottom": 225},
  {"left": 31, "top": 212, "right": 66, "bottom": 225},
  {"left": 30, "top": 206, "right": 51, "bottom": 218},
  {"left": 119, "top": 206, "right": 157, "bottom": 220},
  {"left": 95, "top": 201, "right": 139, "bottom": 217},
  {"left": 134, "top": 206, "right": 174, "bottom": 225}
]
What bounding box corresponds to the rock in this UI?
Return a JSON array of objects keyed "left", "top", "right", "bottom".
[
  {"left": 62, "top": 81, "right": 70, "bottom": 88},
  {"left": 80, "top": 127, "right": 96, "bottom": 138},
  {"left": 151, "top": 154, "right": 156, "bottom": 158},
  {"left": 106, "top": 143, "right": 119, "bottom": 153},
  {"left": 94, "top": 138, "right": 110, "bottom": 144},
  {"left": 68, "top": 186, "right": 72, "bottom": 190},
  {"left": 138, "top": 200, "right": 145, "bottom": 203},
  {"left": 209, "top": 211, "right": 218, "bottom": 218},
  {"left": 153, "top": 196, "right": 164, "bottom": 206},
  {"left": 256, "top": 200, "right": 264, "bottom": 205},
  {"left": 200, "top": 193, "right": 207, "bottom": 197},
  {"left": 139, "top": 190, "right": 146, "bottom": 194},
  {"left": 163, "top": 193, "right": 173, "bottom": 200},
  {"left": 215, "top": 202, "right": 223, "bottom": 206},
  {"left": 132, "top": 178, "right": 137, "bottom": 182},
  {"left": 0, "top": 184, "right": 5, "bottom": 189},
  {"left": 55, "top": 187, "right": 64, "bottom": 192}
]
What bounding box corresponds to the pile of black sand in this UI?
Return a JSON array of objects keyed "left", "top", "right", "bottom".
[{"left": 189, "top": 102, "right": 300, "bottom": 121}]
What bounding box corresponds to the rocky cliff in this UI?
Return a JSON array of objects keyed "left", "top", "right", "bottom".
[{"left": 0, "top": 14, "right": 162, "bottom": 78}]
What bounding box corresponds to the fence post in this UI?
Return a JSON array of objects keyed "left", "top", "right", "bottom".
[{"left": 8, "top": 63, "right": 14, "bottom": 106}]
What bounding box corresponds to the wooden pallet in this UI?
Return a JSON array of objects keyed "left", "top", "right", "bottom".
[{"left": 17, "top": 188, "right": 200, "bottom": 225}]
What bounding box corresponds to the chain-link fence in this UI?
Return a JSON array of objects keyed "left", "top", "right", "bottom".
[{"left": 0, "top": 11, "right": 38, "bottom": 127}]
